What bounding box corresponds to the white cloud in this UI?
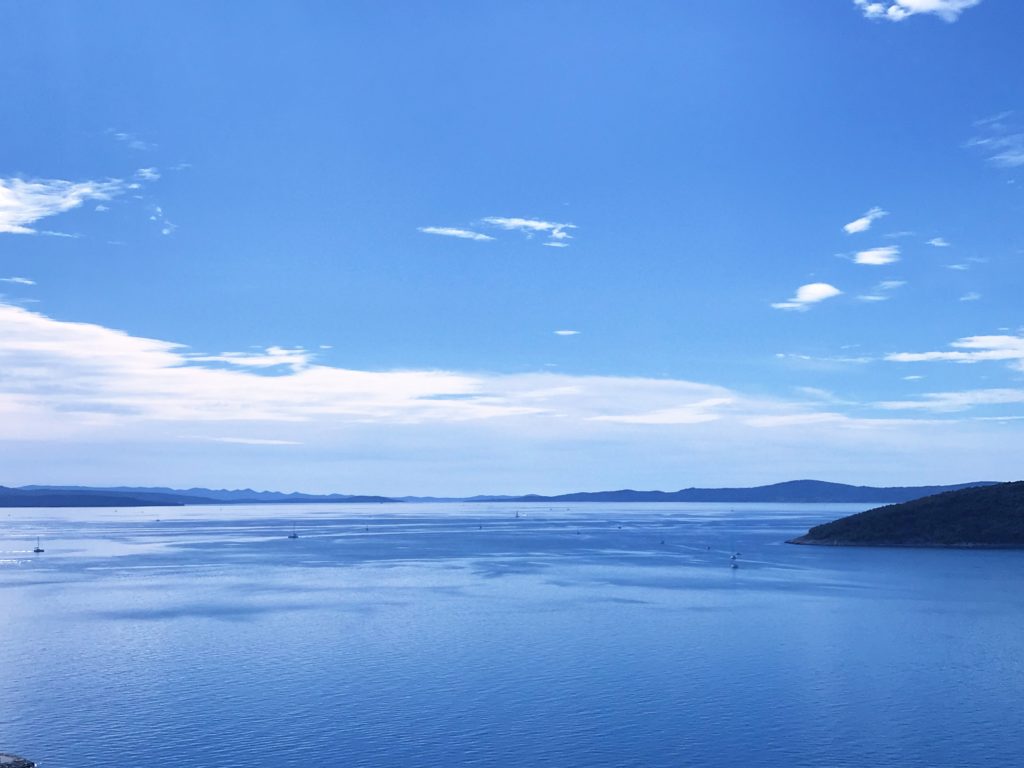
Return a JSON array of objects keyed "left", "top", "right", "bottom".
[
  {"left": 0, "top": 277, "right": 35, "bottom": 286},
  {"left": 135, "top": 167, "right": 161, "bottom": 181},
  {"left": 188, "top": 346, "right": 315, "bottom": 370},
  {"left": 590, "top": 397, "right": 734, "bottom": 425},
  {"left": 772, "top": 282, "right": 842, "bottom": 311},
  {"left": 418, "top": 226, "right": 494, "bottom": 241},
  {"left": 875, "top": 388, "right": 1024, "bottom": 412},
  {"left": 0, "top": 177, "right": 124, "bottom": 234},
  {"left": 854, "top": 245, "right": 900, "bottom": 265},
  {"left": 0, "top": 302, "right": 915, "bottom": 439},
  {"left": 947, "top": 263, "right": 969, "bottom": 271},
  {"left": 927, "top": 237, "right": 951, "bottom": 247},
  {"left": 6, "top": 301, "right": 1024, "bottom": 492},
  {"left": 553, "top": 330, "right": 580, "bottom": 336},
  {"left": 857, "top": 279, "right": 906, "bottom": 302},
  {"left": 543, "top": 241, "right": 569, "bottom": 248},
  {"left": 960, "top": 291, "right": 981, "bottom": 302},
  {"left": 854, "top": 0, "right": 982, "bottom": 22},
  {"left": 887, "top": 333, "right": 1024, "bottom": 371},
  {"left": 843, "top": 206, "right": 887, "bottom": 234},
  {"left": 482, "top": 216, "right": 576, "bottom": 245}
]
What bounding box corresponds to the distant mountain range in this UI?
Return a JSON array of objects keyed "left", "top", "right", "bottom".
[
  {"left": 0, "top": 479, "right": 999, "bottom": 508},
  {"left": 2, "top": 485, "right": 397, "bottom": 507},
  {"left": 503, "top": 479, "right": 999, "bottom": 504}
]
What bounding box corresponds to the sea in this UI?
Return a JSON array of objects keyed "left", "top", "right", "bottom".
[{"left": 1, "top": 502, "right": 1021, "bottom": 768}]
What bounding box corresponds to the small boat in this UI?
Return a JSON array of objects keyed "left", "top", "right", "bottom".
[
  {"left": 730, "top": 561, "right": 738, "bottom": 569},
  {"left": 287, "top": 524, "right": 299, "bottom": 539},
  {"left": 33, "top": 537, "right": 44, "bottom": 554}
]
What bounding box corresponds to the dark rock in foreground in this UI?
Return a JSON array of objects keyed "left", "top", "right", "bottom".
[
  {"left": 0, "top": 754, "right": 36, "bottom": 768},
  {"left": 789, "top": 481, "right": 1024, "bottom": 548}
]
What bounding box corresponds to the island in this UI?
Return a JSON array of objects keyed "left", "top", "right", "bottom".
[{"left": 788, "top": 481, "right": 1024, "bottom": 548}]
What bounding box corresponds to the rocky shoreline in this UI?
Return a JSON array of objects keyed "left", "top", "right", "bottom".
[
  {"left": 787, "top": 536, "right": 1024, "bottom": 549},
  {"left": 0, "top": 754, "right": 36, "bottom": 768}
]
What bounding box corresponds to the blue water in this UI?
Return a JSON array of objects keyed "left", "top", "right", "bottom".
[{"left": 1, "top": 502, "right": 1022, "bottom": 767}]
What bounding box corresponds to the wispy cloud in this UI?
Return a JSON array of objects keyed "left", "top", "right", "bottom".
[
  {"left": 0, "top": 277, "right": 36, "bottom": 286},
  {"left": 875, "top": 388, "right": 1024, "bottom": 412},
  {"left": 590, "top": 397, "right": 734, "bottom": 425},
  {"left": 771, "top": 283, "right": 842, "bottom": 311},
  {"left": 967, "top": 111, "right": 1024, "bottom": 168},
  {"left": 482, "top": 216, "right": 576, "bottom": 245},
  {"left": 854, "top": 0, "right": 982, "bottom": 23},
  {"left": 854, "top": 245, "right": 900, "bottom": 265},
  {"left": 135, "top": 167, "right": 161, "bottom": 181},
  {"left": 843, "top": 206, "right": 887, "bottom": 234},
  {"left": 111, "top": 130, "right": 155, "bottom": 151},
  {"left": 553, "top": 330, "right": 580, "bottom": 336},
  {"left": 887, "top": 333, "right": 1024, "bottom": 370},
  {"left": 960, "top": 291, "right": 981, "bottom": 302},
  {"left": 418, "top": 226, "right": 494, "bottom": 241},
  {"left": 195, "top": 436, "right": 302, "bottom": 446},
  {"left": 927, "top": 237, "right": 951, "bottom": 247},
  {"left": 858, "top": 279, "right": 906, "bottom": 302},
  {"left": 0, "top": 177, "right": 124, "bottom": 234},
  {"left": 149, "top": 205, "right": 176, "bottom": 236}
]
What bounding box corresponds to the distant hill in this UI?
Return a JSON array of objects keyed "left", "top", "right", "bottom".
[
  {"left": 6, "top": 486, "right": 398, "bottom": 507},
  {"left": 0, "top": 486, "right": 196, "bottom": 507},
  {"left": 789, "top": 481, "right": 1024, "bottom": 548},
  {"left": 505, "top": 480, "right": 997, "bottom": 504}
]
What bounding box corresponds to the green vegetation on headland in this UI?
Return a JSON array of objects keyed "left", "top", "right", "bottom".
[{"left": 789, "top": 481, "right": 1024, "bottom": 548}]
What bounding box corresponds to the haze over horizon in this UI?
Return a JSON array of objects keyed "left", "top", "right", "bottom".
[{"left": 2, "top": 0, "right": 1023, "bottom": 495}]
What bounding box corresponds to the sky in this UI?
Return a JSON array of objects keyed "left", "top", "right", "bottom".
[{"left": 1, "top": 0, "right": 1023, "bottom": 495}]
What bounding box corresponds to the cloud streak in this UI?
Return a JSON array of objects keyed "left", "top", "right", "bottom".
[
  {"left": 843, "top": 206, "right": 887, "bottom": 234},
  {"left": 887, "top": 333, "right": 1024, "bottom": 370},
  {"left": 482, "top": 216, "right": 576, "bottom": 245},
  {"left": 854, "top": 0, "right": 982, "bottom": 22},
  {"left": 418, "top": 226, "right": 494, "bottom": 241},
  {"left": 0, "top": 177, "right": 124, "bottom": 234}
]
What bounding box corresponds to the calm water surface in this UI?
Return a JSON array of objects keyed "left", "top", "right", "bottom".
[{"left": 1, "top": 502, "right": 1022, "bottom": 767}]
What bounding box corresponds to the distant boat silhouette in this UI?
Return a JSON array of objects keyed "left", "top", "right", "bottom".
[
  {"left": 730, "top": 561, "right": 738, "bottom": 569},
  {"left": 33, "top": 537, "right": 44, "bottom": 553},
  {"left": 287, "top": 524, "right": 299, "bottom": 539}
]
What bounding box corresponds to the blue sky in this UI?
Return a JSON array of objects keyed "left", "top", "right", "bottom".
[{"left": 2, "top": 0, "right": 1023, "bottom": 494}]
